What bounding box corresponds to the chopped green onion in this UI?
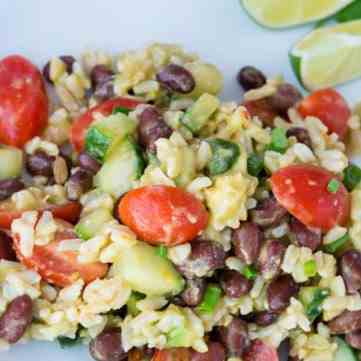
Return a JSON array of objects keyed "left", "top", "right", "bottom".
[
  {"left": 324, "top": 233, "right": 350, "bottom": 254},
  {"left": 327, "top": 179, "right": 340, "bottom": 193},
  {"left": 196, "top": 284, "right": 222, "bottom": 315},
  {"left": 112, "top": 106, "right": 130, "bottom": 115},
  {"left": 305, "top": 288, "right": 330, "bottom": 322},
  {"left": 269, "top": 127, "right": 288, "bottom": 154},
  {"left": 304, "top": 259, "right": 317, "bottom": 277},
  {"left": 247, "top": 153, "right": 264, "bottom": 177},
  {"left": 242, "top": 265, "right": 257, "bottom": 280},
  {"left": 156, "top": 245, "right": 168, "bottom": 258},
  {"left": 344, "top": 164, "right": 361, "bottom": 191}
]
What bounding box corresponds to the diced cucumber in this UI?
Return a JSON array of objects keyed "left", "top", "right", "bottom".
[
  {"left": 85, "top": 113, "right": 137, "bottom": 162},
  {"left": 112, "top": 242, "right": 184, "bottom": 296},
  {"left": 299, "top": 287, "right": 330, "bottom": 322},
  {"left": 167, "top": 327, "right": 190, "bottom": 348},
  {"left": 126, "top": 291, "right": 145, "bottom": 316},
  {"left": 75, "top": 208, "right": 113, "bottom": 240},
  {"left": 0, "top": 147, "right": 23, "bottom": 180},
  {"left": 334, "top": 337, "right": 358, "bottom": 361},
  {"left": 174, "top": 147, "right": 196, "bottom": 186},
  {"left": 206, "top": 138, "right": 240, "bottom": 176},
  {"left": 94, "top": 138, "right": 145, "bottom": 198},
  {"left": 181, "top": 93, "right": 220, "bottom": 133}
]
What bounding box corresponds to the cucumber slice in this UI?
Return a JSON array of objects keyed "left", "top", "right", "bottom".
[
  {"left": 181, "top": 93, "right": 220, "bottom": 133},
  {"left": 334, "top": 337, "right": 358, "bottom": 361},
  {"left": 174, "top": 147, "right": 196, "bottom": 186},
  {"left": 94, "top": 138, "right": 145, "bottom": 198},
  {"left": 75, "top": 208, "right": 113, "bottom": 240},
  {"left": 112, "top": 242, "right": 184, "bottom": 296},
  {"left": 206, "top": 138, "right": 240, "bottom": 176},
  {"left": 85, "top": 113, "right": 136, "bottom": 162},
  {"left": 0, "top": 147, "right": 23, "bottom": 180}
]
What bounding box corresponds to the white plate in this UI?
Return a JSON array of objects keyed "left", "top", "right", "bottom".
[{"left": 0, "top": 0, "right": 360, "bottom": 360}]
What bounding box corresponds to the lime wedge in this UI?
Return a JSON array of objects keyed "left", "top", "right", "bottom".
[
  {"left": 290, "top": 19, "right": 361, "bottom": 90},
  {"left": 241, "top": 0, "right": 353, "bottom": 28},
  {"left": 336, "top": 0, "right": 361, "bottom": 22}
]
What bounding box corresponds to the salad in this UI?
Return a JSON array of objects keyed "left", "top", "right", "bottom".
[{"left": 0, "top": 43, "right": 360, "bottom": 361}]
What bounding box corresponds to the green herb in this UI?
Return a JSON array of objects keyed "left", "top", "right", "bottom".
[
  {"left": 196, "top": 284, "right": 222, "bottom": 315},
  {"left": 113, "top": 106, "right": 130, "bottom": 115},
  {"left": 305, "top": 288, "right": 330, "bottom": 322},
  {"left": 242, "top": 265, "right": 257, "bottom": 280},
  {"left": 156, "top": 245, "right": 168, "bottom": 258},
  {"left": 247, "top": 153, "right": 264, "bottom": 177},
  {"left": 327, "top": 179, "right": 340, "bottom": 193},
  {"left": 324, "top": 233, "right": 350, "bottom": 254},
  {"left": 344, "top": 164, "right": 361, "bottom": 191},
  {"left": 57, "top": 335, "right": 82, "bottom": 349},
  {"left": 304, "top": 259, "right": 317, "bottom": 277},
  {"left": 269, "top": 127, "right": 288, "bottom": 154}
]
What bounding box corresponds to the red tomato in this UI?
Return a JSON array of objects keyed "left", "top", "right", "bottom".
[
  {"left": 13, "top": 221, "right": 108, "bottom": 287},
  {"left": 118, "top": 185, "right": 209, "bottom": 246},
  {"left": 0, "top": 55, "right": 48, "bottom": 147},
  {"left": 271, "top": 164, "right": 350, "bottom": 231},
  {"left": 297, "top": 88, "right": 350, "bottom": 139},
  {"left": 70, "top": 97, "right": 142, "bottom": 152},
  {"left": 0, "top": 201, "right": 81, "bottom": 229},
  {"left": 243, "top": 340, "right": 279, "bottom": 361},
  {"left": 152, "top": 349, "right": 191, "bottom": 361}
]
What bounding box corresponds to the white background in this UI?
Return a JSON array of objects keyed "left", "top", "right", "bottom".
[{"left": 1, "top": 0, "right": 361, "bottom": 360}]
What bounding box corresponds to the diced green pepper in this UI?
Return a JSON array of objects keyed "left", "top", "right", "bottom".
[
  {"left": 344, "top": 164, "right": 361, "bottom": 191},
  {"left": 112, "top": 106, "right": 130, "bottom": 115},
  {"left": 269, "top": 127, "right": 288, "bottom": 154},
  {"left": 304, "top": 259, "right": 317, "bottom": 277},
  {"left": 242, "top": 265, "right": 257, "bottom": 280},
  {"left": 247, "top": 153, "right": 264, "bottom": 177},
  {"left": 299, "top": 287, "right": 330, "bottom": 322},
  {"left": 126, "top": 292, "right": 145, "bottom": 316},
  {"left": 324, "top": 233, "right": 350, "bottom": 254},
  {"left": 196, "top": 284, "right": 222, "bottom": 315},
  {"left": 156, "top": 245, "right": 168, "bottom": 258},
  {"left": 327, "top": 179, "right": 340, "bottom": 193}
]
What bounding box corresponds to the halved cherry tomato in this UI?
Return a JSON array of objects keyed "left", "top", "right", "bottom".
[
  {"left": 70, "top": 97, "right": 142, "bottom": 152},
  {"left": 243, "top": 340, "right": 279, "bottom": 361},
  {"left": 297, "top": 88, "right": 351, "bottom": 139},
  {"left": 271, "top": 164, "right": 350, "bottom": 231},
  {"left": 0, "top": 201, "right": 81, "bottom": 229},
  {"left": 152, "top": 348, "right": 191, "bottom": 361},
  {"left": 118, "top": 185, "right": 209, "bottom": 246},
  {"left": 13, "top": 220, "right": 108, "bottom": 287},
  {"left": 0, "top": 55, "right": 48, "bottom": 147}
]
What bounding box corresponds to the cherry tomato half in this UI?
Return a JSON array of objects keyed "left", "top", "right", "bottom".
[
  {"left": 243, "top": 340, "right": 279, "bottom": 361},
  {"left": 118, "top": 185, "right": 209, "bottom": 246},
  {"left": 70, "top": 97, "right": 142, "bottom": 152},
  {"left": 271, "top": 164, "right": 350, "bottom": 231},
  {"left": 0, "top": 55, "right": 48, "bottom": 147},
  {"left": 13, "top": 221, "right": 108, "bottom": 287},
  {"left": 0, "top": 201, "right": 81, "bottom": 229},
  {"left": 297, "top": 88, "right": 351, "bottom": 139}
]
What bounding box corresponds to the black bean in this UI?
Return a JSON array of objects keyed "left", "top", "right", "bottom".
[
  {"left": 269, "top": 83, "right": 302, "bottom": 115},
  {"left": 89, "top": 328, "right": 127, "bottom": 361},
  {"left": 257, "top": 239, "right": 286, "bottom": 280},
  {"left": 138, "top": 107, "right": 172, "bottom": 152},
  {"left": 329, "top": 310, "right": 361, "bottom": 334},
  {"left": 59, "top": 141, "right": 74, "bottom": 168},
  {"left": 79, "top": 152, "right": 101, "bottom": 174},
  {"left": 237, "top": 66, "right": 266, "bottom": 91},
  {"left": 26, "top": 150, "right": 55, "bottom": 177},
  {"left": 94, "top": 81, "right": 114, "bottom": 101},
  {"left": 218, "top": 318, "right": 249, "bottom": 357},
  {"left": 251, "top": 196, "right": 288, "bottom": 228},
  {"left": 91, "top": 65, "right": 115, "bottom": 101},
  {"left": 191, "top": 342, "right": 226, "bottom": 361},
  {"left": 286, "top": 127, "right": 312, "bottom": 149},
  {"left": 346, "top": 331, "right": 361, "bottom": 350},
  {"left": 66, "top": 169, "right": 93, "bottom": 200},
  {"left": 267, "top": 274, "right": 298, "bottom": 313},
  {"left": 340, "top": 250, "right": 361, "bottom": 294},
  {"left": 254, "top": 311, "right": 278, "bottom": 327},
  {"left": 0, "top": 178, "right": 25, "bottom": 201},
  {"left": 289, "top": 217, "right": 321, "bottom": 252},
  {"left": 277, "top": 339, "right": 290, "bottom": 361},
  {"left": 220, "top": 270, "right": 252, "bottom": 298},
  {"left": 43, "top": 55, "right": 76, "bottom": 84},
  {"left": 0, "top": 295, "right": 33, "bottom": 343},
  {"left": 177, "top": 240, "right": 226, "bottom": 279},
  {"left": 180, "top": 278, "right": 206, "bottom": 307},
  {"left": 156, "top": 64, "right": 195, "bottom": 94},
  {"left": 0, "top": 230, "right": 16, "bottom": 261},
  {"left": 232, "top": 222, "right": 263, "bottom": 265}
]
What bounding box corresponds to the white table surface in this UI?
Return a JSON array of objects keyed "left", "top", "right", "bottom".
[{"left": 1, "top": 0, "right": 360, "bottom": 360}]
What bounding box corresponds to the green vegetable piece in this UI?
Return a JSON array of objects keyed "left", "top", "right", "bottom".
[
  {"left": 167, "top": 327, "right": 189, "bottom": 348},
  {"left": 269, "top": 127, "right": 288, "bottom": 154},
  {"left": 113, "top": 107, "right": 130, "bottom": 115},
  {"left": 333, "top": 336, "right": 358, "bottom": 361},
  {"left": 206, "top": 138, "right": 240, "bottom": 176},
  {"left": 181, "top": 93, "right": 220, "bottom": 133},
  {"left": 156, "top": 245, "right": 168, "bottom": 258},
  {"left": 336, "top": 1, "right": 361, "bottom": 23},
  {"left": 247, "top": 153, "right": 264, "bottom": 177},
  {"left": 0, "top": 147, "right": 23, "bottom": 180},
  {"left": 126, "top": 292, "right": 145, "bottom": 316},
  {"left": 304, "top": 259, "right": 317, "bottom": 277},
  {"left": 327, "top": 178, "right": 340, "bottom": 193},
  {"left": 57, "top": 335, "right": 82, "bottom": 349},
  {"left": 242, "top": 265, "right": 257, "bottom": 280},
  {"left": 344, "top": 164, "right": 361, "bottom": 191},
  {"left": 196, "top": 284, "right": 222, "bottom": 315},
  {"left": 324, "top": 233, "right": 350, "bottom": 254},
  {"left": 300, "top": 287, "right": 330, "bottom": 322}
]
